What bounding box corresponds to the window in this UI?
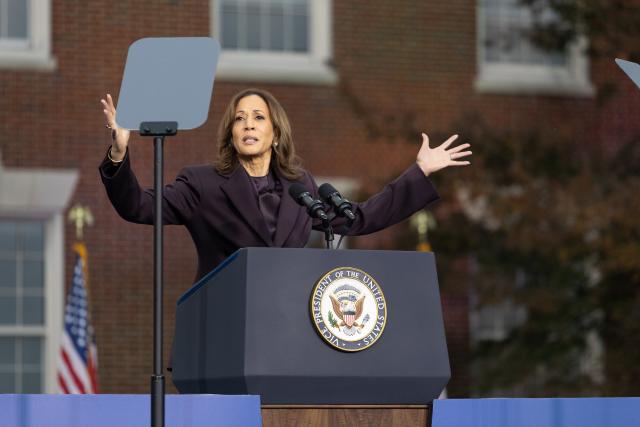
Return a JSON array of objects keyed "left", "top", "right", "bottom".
[
  {"left": 476, "top": 0, "right": 593, "bottom": 96},
  {"left": 220, "top": 0, "right": 309, "bottom": 53},
  {"left": 0, "top": 0, "right": 28, "bottom": 49},
  {"left": 212, "top": 0, "right": 336, "bottom": 84},
  {"left": 0, "top": 221, "right": 46, "bottom": 393},
  {"left": 470, "top": 300, "right": 528, "bottom": 342},
  {"left": 0, "top": 0, "right": 56, "bottom": 70},
  {"left": 0, "top": 155, "right": 76, "bottom": 393}
]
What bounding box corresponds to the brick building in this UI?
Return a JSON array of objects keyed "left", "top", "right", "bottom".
[{"left": 1, "top": 0, "right": 636, "bottom": 397}]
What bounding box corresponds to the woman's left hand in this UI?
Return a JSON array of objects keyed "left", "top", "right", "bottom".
[{"left": 416, "top": 133, "right": 471, "bottom": 176}]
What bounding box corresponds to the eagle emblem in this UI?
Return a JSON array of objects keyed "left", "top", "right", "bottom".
[
  {"left": 311, "top": 267, "right": 387, "bottom": 351},
  {"left": 330, "top": 293, "right": 365, "bottom": 330}
]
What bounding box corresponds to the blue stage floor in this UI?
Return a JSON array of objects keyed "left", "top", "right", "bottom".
[
  {"left": 434, "top": 397, "right": 640, "bottom": 427},
  {"left": 0, "top": 394, "right": 261, "bottom": 427}
]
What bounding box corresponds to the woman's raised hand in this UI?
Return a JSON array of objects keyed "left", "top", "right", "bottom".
[
  {"left": 416, "top": 133, "right": 471, "bottom": 176},
  {"left": 101, "top": 94, "right": 130, "bottom": 162}
]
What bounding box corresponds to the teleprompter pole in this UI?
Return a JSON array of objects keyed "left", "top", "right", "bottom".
[
  {"left": 151, "top": 134, "right": 165, "bottom": 427},
  {"left": 141, "top": 121, "right": 178, "bottom": 427}
]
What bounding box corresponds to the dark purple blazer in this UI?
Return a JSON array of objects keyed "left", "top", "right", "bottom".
[{"left": 99, "top": 151, "right": 439, "bottom": 283}]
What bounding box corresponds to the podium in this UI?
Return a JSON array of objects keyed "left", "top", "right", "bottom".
[{"left": 171, "top": 248, "right": 450, "bottom": 425}]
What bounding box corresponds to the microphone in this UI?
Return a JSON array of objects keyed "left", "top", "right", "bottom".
[
  {"left": 318, "top": 183, "right": 356, "bottom": 222},
  {"left": 289, "top": 183, "right": 329, "bottom": 221}
]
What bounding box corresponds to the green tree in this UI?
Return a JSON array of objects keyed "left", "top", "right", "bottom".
[{"left": 427, "top": 118, "right": 640, "bottom": 396}]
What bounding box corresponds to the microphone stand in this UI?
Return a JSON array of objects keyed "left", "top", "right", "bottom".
[
  {"left": 322, "top": 218, "right": 334, "bottom": 249},
  {"left": 140, "top": 120, "right": 177, "bottom": 427},
  {"left": 317, "top": 185, "right": 355, "bottom": 250}
]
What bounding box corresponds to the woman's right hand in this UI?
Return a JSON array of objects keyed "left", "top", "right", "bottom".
[{"left": 101, "top": 93, "right": 130, "bottom": 162}]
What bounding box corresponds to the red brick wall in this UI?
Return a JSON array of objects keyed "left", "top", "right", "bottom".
[
  {"left": 441, "top": 295, "right": 470, "bottom": 397},
  {"left": 2, "top": 0, "right": 638, "bottom": 397}
]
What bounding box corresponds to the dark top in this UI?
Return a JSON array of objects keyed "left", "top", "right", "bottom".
[
  {"left": 99, "top": 149, "right": 440, "bottom": 283},
  {"left": 249, "top": 171, "right": 281, "bottom": 242}
]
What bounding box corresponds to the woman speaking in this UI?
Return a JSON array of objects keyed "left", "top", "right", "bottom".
[{"left": 99, "top": 88, "right": 471, "bottom": 283}]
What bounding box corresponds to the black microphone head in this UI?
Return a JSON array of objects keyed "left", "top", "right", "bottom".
[
  {"left": 318, "top": 183, "right": 338, "bottom": 202},
  {"left": 289, "top": 182, "right": 309, "bottom": 202}
]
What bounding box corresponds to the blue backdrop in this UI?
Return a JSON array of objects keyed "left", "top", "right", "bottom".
[
  {"left": 433, "top": 398, "right": 640, "bottom": 427},
  {"left": 0, "top": 394, "right": 261, "bottom": 427}
]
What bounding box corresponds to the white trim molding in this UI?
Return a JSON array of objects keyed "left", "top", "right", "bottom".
[
  {"left": 210, "top": 0, "right": 336, "bottom": 85},
  {"left": 43, "top": 213, "right": 64, "bottom": 393},
  {"left": 0, "top": 165, "right": 78, "bottom": 218},
  {"left": 0, "top": 0, "right": 56, "bottom": 71}
]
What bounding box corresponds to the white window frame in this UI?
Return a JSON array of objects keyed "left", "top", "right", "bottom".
[
  {"left": 211, "top": 0, "right": 336, "bottom": 85},
  {"left": 475, "top": 0, "right": 594, "bottom": 96},
  {"left": 0, "top": 214, "right": 64, "bottom": 393},
  {"left": 0, "top": 155, "right": 77, "bottom": 393},
  {"left": 0, "top": 0, "right": 56, "bottom": 71}
]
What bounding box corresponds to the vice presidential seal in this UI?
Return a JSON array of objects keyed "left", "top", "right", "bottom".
[{"left": 310, "top": 267, "right": 387, "bottom": 352}]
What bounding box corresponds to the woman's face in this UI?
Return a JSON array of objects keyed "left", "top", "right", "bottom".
[{"left": 231, "top": 94, "right": 275, "bottom": 160}]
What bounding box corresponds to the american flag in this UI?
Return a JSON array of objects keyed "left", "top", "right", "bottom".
[{"left": 57, "top": 243, "right": 99, "bottom": 394}]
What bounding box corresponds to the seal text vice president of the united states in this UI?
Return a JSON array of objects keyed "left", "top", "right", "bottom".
[{"left": 99, "top": 88, "right": 472, "bottom": 283}]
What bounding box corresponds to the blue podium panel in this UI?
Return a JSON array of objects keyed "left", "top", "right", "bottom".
[
  {"left": 173, "top": 248, "right": 450, "bottom": 404},
  {"left": 0, "top": 394, "right": 261, "bottom": 427},
  {"left": 433, "top": 398, "right": 640, "bottom": 427}
]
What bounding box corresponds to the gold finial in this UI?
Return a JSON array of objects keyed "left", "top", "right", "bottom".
[
  {"left": 410, "top": 211, "right": 436, "bottom": 252},
  {"left": 68, "top": 204, "right": 94, "bottom": 240}
]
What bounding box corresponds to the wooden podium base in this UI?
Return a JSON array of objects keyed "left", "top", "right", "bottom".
[{"left": 262, "top": 405, "right": 432, "bottom": 427}]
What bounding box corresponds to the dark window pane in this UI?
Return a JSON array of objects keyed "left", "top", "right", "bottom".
[
  {"left": 7, "top": 0, "right": 28, "bottom": 39},
  {"left": 220, "top": 0, "right": 311, "bottom": 53},
  {"left": 0, "top": 372, "right": 15, "bottom": 393},
  {"left": 0, "top": 296, "right": 17, "bottom": 324},
  {"left": 22, "top": 372, "right": 41, "bottom": 393},
  {"left": 22, "top": 337, "right": 42, "bottom": 366},
  {"left": 291, "top": 4, "right": 309, "bottom": 52},
  {"left": 548, "top": 51, "right": 567, "bottom": 66},
  {"left": 23, "top": 259, "right": 43, "bottom": 289},
  {"left": 23, "top": 296, "right": 44, "bottom": 325},
  {"left": 269, "top": 4, "right": 285, "bottom": 51},
  {"left": 21, "top": 222, "right": 44, "bottom": 252},
  {"left": 221, "top": 2, "right": 239, "bottom": 49},
  {"left": 482, "top": 0, "right": 567, "bottom": 66},
  {"left": 0, "top": 259, "right": 17, "bottom": 289},
  {"left": 0, "top": 337, "right": 15, "bottom": 365},
  {"left": 0, "top": 222, "right": 17, "bottom": 251},
  {"left": 246, "top": 2, "right": 261, "bottom": 50}
]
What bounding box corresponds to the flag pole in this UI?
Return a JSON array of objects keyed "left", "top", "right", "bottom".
[{"left": 58, "top": 204, "right": 99, "bottom": 394}]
